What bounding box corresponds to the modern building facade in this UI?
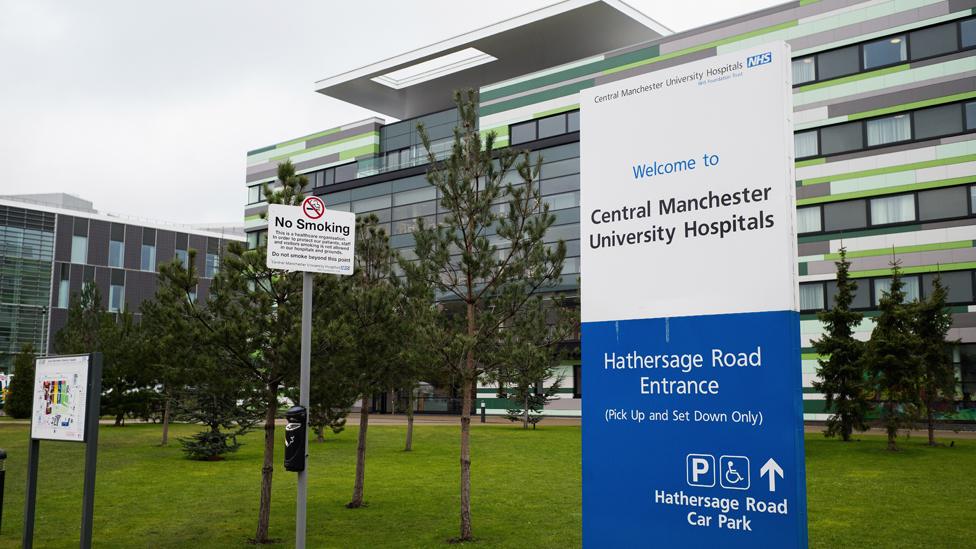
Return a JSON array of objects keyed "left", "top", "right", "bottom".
[
  {"left": 0, "top": 194, "right": 243, "bottom": 383},
  {"left": 244, "top": 0, "right": 976, "bottom": 419}
]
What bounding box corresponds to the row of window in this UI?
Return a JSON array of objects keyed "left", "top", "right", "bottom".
[
  {"left": 510, "top": 110, "right": 580, "bottom": 146},
  {"left": 69, "top": 234, "right": 219, "bottom": 277},
  {"left": 795, "top": 99, "right": 976, "bottom": 159},
  {"left": 55, "top": 265, "right": 199, "bottom": 313},
  {"left": 800, "top": 269, "right": 976, "bottom": 312},
  {"left": 797, "top": 183, "right": 976, "bottom": 235},
  {"left": 792, "top": 16, "right": 976, "bottom": 86}
]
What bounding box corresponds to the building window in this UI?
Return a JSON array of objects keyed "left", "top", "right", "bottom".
[
  {"left": 794, "top": 131, "right": 818, "bottom": 158},
  {"left": 71, "top": 235, "right": 87, "bottom": 264},
  {"left": 248, "top": 185, "right": 262, "bottom": 204},
  {"left": 820, "top": 122, "right": 863, "bottom": 155},
  {"left": 923, "top": 271, "right": 974, "bottom": 304},
  {"left": 914, "top": 103, "right": 963, "bottom": 140},
  {"left": 826, "top": 279, "right": 870, "bottom": 310},
  {"left": 109, "top": 273, "right": 124, "bottom": 313},
  {"left": 792, "top": 56, "right": 816, "bottom": 84},
  {"left": 866, "top": 114, "right": 911, "bottom": 147},
  {"left": 874, "top": 276, "right": 920, "bottom": 304},
  {"left": 862, "top": 35, "right": 907, "bottom": 70},
  {"left": 870, "top": 194, "right": 915, "bottom": 225},
  {"left": 57, "top": 264, "right": 70, "bottom": 308},
  {"left": 824, "top": 199, "right": 867, "bottom": 232},
  {"left": 816, "top": 45, "right": 859, "bottom": 80},
  {"left": 961, "top": 18, "right": 976, "bottom": 48},
  {"left": 800, "top": 283, "right": 824, "bottom": 311},
  {"left": 205, "top": 252, "right": 219, "bottom": 278},
  {"left": 108, "top": 239, "right": 124, "bottom": 268},
  {"left": 918, "top": 186, "right": 968, "bottom": 221},
  {"left": 141, "top": 244, "right": 156, "bottom": 271},
  {"left": 966, "top": 102, "right": 976, "bottom": 130},
  {"left": 910, "top": 22, "right": 958, "bottom": 60},
  {"left": 538, "top": 114, "right": 566, "bottom": 139},
  {"left": 796, "top": 206, "right": 822, "bottom": 233},
  {"left": 545, "top": 191, "right": 580, "bottom": 211},
  {"left": 510, "top": 120, "right": 537, "bottom": 145},
  {"left": 175, "top": 248, "right": 189, "bottom": 268},
  {"left": 567, "top": 110, "right": 580, "bottom": 133}
]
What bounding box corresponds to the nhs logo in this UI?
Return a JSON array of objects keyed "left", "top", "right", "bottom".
[{"left": 746, "top": 51, "right": 773, "bottom": 68}]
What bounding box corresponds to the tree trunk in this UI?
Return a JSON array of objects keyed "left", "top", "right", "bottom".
[
  {"left": 315, "top": 425, "right": 325, "bottom": 443},
  {"left": 405, "top": 387, "right": 415, "bottom": 452},
  {"left": 161, "top": 397, "right": 171, "bottom": 446},
  {"left": 115, "top": 412, "right": 124, "bottom": 426},
  {"left": 926, "top": 396, "right": 936, "bottom": 446},
  {"left": 523, "top": 394, "right": 529, "bottom": 429},
  {"left": 459, "top": 300, "right": 475, "bottom": 541},
  {"left": 255, "top": 383, "right": 278, "bottom": 543},
  {"left": 348, "top": 397, "right": 369, "bottom": 508},
  {"left": 885, "top": 401, "right": 897, "bottom": 451}
]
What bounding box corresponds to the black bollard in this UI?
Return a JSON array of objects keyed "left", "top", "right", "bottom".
[{"left": 480, "top": 402, "right": 486, "bottom": 423}]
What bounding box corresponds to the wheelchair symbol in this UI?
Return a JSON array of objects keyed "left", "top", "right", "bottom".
[{"left": 719, "top": 455, "right": 750, "bottom": 490}]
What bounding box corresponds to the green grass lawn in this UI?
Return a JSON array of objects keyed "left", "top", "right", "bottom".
[{"left": 0, "top": 420, "right": 972, "bottom": 548}]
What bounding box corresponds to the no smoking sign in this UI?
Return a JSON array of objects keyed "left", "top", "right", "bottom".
[{"left": 303, "top": 196, "right": 325, "bottom": 219}]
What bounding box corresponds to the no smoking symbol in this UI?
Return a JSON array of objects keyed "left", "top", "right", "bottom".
[{"left": 303, "top": 196, "right": 325, "bottom": 219}]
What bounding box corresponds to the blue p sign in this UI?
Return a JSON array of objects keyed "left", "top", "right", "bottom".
[{"left": 686, "top": 454, "right": 715, "bottom": 487}]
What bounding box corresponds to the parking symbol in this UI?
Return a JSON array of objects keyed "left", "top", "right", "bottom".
[
  {"left": 686, "top": 454, "right": 715, "bottom": 487},
  {"left": 719, "top": 455, "right": 750, "bottom": 490}
]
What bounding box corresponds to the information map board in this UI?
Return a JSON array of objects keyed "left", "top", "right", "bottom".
[
  {"left": 580, "top": 42, "right": 808, "bottom": 547},
  {"left": 31, "top": 354, "right": 92, "bottom": 442}
]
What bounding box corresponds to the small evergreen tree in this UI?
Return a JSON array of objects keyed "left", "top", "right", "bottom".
[
  {"left": 341, "top": 214, "right": 404, "bottom": 509},
  {"left": 913, "top": 275, "right": 957, "bottom": 446},
  {"left": 863, "top": 259, "right": 920, "bottom": 451},
  {"left": 175, "top": 357, "right": 261, "bottom": 460},
  {"left": 812, "top": 248, "right": 870, "bottom": 441},
  {"left": 4, "top": 343, "right": 37, "bottom": 419},
  {"left": 494, "top": 296, "right": 574, "bottom": 429},
  {"left": 409, "top": 89, "right": 565, "bottom": 541}
]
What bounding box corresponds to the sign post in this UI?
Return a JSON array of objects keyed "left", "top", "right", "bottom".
[
  {"left": 23, "top": 352, "right": 102, "bottom": 549},
  {"left": 267, "top": 195, "right": 355, "bottom": 548},
  {"left": 580, "top": 42, "right": 807, "bottom": 547}
]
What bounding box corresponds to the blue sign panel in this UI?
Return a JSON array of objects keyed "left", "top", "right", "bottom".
[{"left": 581, "top": 312, "right": 807, "bottom": 547}]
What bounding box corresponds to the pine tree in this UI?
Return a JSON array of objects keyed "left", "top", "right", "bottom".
[
  {"left": 812, "top": 248, "right": 870, "bottom": 441},
  {"left": 913, "top": 274, "right": 957, "bottom": 446},
  {"left": 862, "top": 259, "right": 920, "bottom": 451},
  {"left": 4, "top": 343, "right": 37, "bottom": 419},
  {"left": 55, "top": 283, "right": 149, "bottom": 425},
  {"left": 157, "top": 160, "right": 326, "bottom": 543},
  {"left": 342, "top": 214, "right": 404, "bottom": 509},
  {"left": 494, "top": 295, "right": 575, "bottom": 429},
  {"left": 408, "top": 89, "right": 565, "bottom": 541}
]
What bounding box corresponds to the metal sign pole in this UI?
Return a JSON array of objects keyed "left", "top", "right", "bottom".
[
  {"left": 80, "top": 352, "right": 102, "bottom": 549},
  {"left": 296, "top": 271, "right": 312, "bottom": 549},
  {"left": 22, "top": 439, "right": 39, "bottom": 549}
]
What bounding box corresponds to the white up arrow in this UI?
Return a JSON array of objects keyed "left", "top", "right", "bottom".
[{"left": 759, "top": 458, "right": 784, "bottom": 492}]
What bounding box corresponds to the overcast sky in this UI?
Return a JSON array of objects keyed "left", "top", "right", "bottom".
[{"left": 0, "top": 0, "right": 782, "bottom": 224}]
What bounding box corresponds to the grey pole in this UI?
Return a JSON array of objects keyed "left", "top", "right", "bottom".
[
  {"left": 22, "top": 439, "right": 39, "bottom": 549},
  {"left": 80, "top": 352, "right": 102, "bottom": 549},
  {"left": 296, "top": 271, "right": 313, "bottom": 549}
]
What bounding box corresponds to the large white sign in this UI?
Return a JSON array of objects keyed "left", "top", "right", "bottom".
[
  {"left": 580, "top": 42, "right": 807, "bottom": 547},
  {"left": 267, "top": 196, "right": 356, "bottom": 275},
  {"left": 580, "top": 42, "right": 797, "bottom": 323},
  {"left": 31, "top": 355, "right": 91, "bottom": 442}
]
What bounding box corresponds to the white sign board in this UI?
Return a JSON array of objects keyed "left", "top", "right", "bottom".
[
  {"left": 31, "top": 355, "right": 91, "bottom": 442},
  {"left": 581, "top": 42, "right": 798, "bottom": 323},
  {"left": 267, "top": 196, "right": 356, "bottom": 275}
]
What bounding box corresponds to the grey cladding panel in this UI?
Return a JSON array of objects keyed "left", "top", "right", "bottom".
[
  {"left": 157, "top": 230, "right": 175, "bottom": 266},
  {"left": 124, "top": 225, "right": 141, "bottom": 270},
  {"left": 54, "top": 214, "right": 73, "bottom": 262},
  {"left": 88, "top": 219, "right": 109, "bottom": 266}
]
